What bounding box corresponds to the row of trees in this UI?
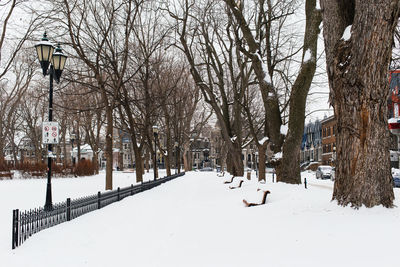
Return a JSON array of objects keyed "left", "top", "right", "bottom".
[{"left": 1, "top": 0, "right": 399, "bottom": 208}]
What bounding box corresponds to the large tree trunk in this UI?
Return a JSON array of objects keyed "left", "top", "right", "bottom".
[
  {"left": 145, "top": 148, "right": 150, "bottom": 173},
  {"left": 0, "top": 139, "right": 4, "bottom": 165},
  {"left": 228, "top": 141, "right": 244, "bottom": 177},
  {"left": 105, "top": 104, "right": 113, "bottom": 190},
  {"left": 277, "top": 0, "right": 321, "bottom": 184},
  {"left": 165, "top": 153, "right": 171, "bottom": 177},
  {"left": 134, "top": 149, "right": 143, "bottom": 183},
  {"left": 93, "top": 152, "right": 99, "bottom": 174},
  {"left": 321, "top": 0, "right": 399, "bottom": 207},
  {"left": 257, "top": 144, "right": 267, "bottom": 182},
  {"left": 177, "top": 149, "right": 181, "bottom": 173},
  {"left": 183, "top": 142, "right": 191, "bottom": 171}
]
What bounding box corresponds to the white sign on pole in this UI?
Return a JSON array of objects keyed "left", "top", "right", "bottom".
[{"left": 42, "top": 122, "right": 59, "bottom": 144}]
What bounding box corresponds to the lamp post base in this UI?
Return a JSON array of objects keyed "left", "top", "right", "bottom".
[{"left": 44, "top": 182, "right": 53, "bottom": 211}]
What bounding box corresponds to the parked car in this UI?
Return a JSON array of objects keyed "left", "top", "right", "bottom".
[
  {"left": 316, "top": 165, "right": 333, "bottom": 179},
  {"left": 200, "top": 167, "right": 213, "bottom": 172},
  {"left": 393, "top": 175, "right": 400, "bottom": 188}
]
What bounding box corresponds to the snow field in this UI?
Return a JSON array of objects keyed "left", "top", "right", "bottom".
[{"left": 0, "top": 170, "right": 399, "bottom": 267}]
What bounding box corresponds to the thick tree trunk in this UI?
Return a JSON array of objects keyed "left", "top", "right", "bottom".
[
  {"left": 134, "top": 149, "right": 143, "bottom": 183},
  {"left": 321, "top": 0, "right": 399, "bottom": 207},
  {"left": 93, "top": 152, "right": 99, "bottom": 174},
  {"left": 227, "top": 141, "right": 244, "bottom": 177},
  {"left": 177, "top": 150, "right": 181, "bottom": 173},
  {"left": 105, "top": 104, "right": 113, "bottom": 190},
  {"left": 257, "top": 144, "right": 268, "bottom": 182},
  {"left": 165, "top": 153, "right": 171, "bottom": 177},
  {"left": 62, "top": 138, "right": 67, "bottom": 167},
  {"left": 145, "top": 148, "right": 150, "bottom": 173},
  {"left": 0, "top": 139, "right": 4, "bottom": 164},
  {"left": 277, "top": 0, "right": 321, "bottom": 184},
  {"left": 183, "top": 142, "right": 191, "bottom": 171},
  {"left": 77, "top": 122, "right": 81, "bottom": 162}
]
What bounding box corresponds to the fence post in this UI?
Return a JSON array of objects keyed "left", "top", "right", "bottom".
[
  {"left": 131, "top": 184, "right": 134, "bottom": 196},
  {"left": 66, "top": 198, "right": 71, "bottom": 221},
  {"left": 97, "top": 192, "right": 101, "bottom": 209},
  {"left": 304, "top": 178, "right": 307, "bottom": 189},
  {"left": 117, "top": 187, "right": 120, "bottom": 201},
  {"left": 12, "top": 209, "right": 19, "bottom": 249}
]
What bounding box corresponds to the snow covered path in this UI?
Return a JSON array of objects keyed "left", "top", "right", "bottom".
[{"left": 1, "top": 171, "right": 400, "bottom": 267}]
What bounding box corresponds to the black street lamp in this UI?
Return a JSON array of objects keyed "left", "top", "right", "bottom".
[
  {"left": 152, "top": 125, "right": 159, "bottom": 180},
  {"left": 35, "top": 32, "right": 67, "bottom": 211},
  {"left": 174, "top": 141, "right": 178, "bottom": 174}
]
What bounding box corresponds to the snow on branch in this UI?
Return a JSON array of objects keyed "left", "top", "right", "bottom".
[
  {"left": 259, "top": 136, "right": 269, "bottom": 145},
  {"left": 253, "top": 52, "right": 272, "bottom": 84}
]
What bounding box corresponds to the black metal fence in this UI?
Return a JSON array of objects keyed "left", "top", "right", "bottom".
[{"left": 12, "top": 172, "right": 185, "bottom": 249}]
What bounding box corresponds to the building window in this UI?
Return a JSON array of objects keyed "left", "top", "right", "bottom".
[{"left": 327, "top": 127, "right": 331, "bottom": 137}]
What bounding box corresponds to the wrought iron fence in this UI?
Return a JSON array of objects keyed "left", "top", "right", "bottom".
[{"left": 12, "top": 172, "right": 185, "bottom": 249}]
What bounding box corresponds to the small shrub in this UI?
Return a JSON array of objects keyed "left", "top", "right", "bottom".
[
  {"left": 0, "top": 161, "right": 11, "bottom": 172},
  {"left": 74, "top": 159, "right": 96, "bottom": 176}
]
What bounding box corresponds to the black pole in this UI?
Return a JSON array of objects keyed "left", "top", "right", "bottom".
[
  {"left": 154, "top": 134, "right": 157, "bottom": 181},
  {"left": 44, "top": 66, "right": 54, "bottom": 211},
  {"left": 175, "top": 145, "right": 178, "bottom": 174}
]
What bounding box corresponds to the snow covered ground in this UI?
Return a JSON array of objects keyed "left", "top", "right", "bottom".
[{"left": 1, "top": 170, "right": 400, "bottom": 267}]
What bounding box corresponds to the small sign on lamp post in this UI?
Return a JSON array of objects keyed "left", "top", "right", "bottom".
[{"left": 42, "top": 121, "right": 59, "bottom": 144}]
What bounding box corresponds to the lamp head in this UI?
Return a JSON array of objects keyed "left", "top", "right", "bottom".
[
  {"left": 35, "top": 32, "right": 54, "bottom": 76},
  {"left": 51, "top": 43, "right": 68, "bottom": 83}
]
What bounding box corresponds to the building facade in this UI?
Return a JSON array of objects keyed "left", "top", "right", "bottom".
[
  {"left": 321, "top": 115, "right": 336, "bottom": 165},
  {"left": 300, "top": 119, "right": 322, "bottom": 164}
]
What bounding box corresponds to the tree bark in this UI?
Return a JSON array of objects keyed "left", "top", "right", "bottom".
[
  {"left": 183, "top": 142, "right": 191, "bottom": 171},
  {"left": 321, "top": 0, "right": 399, "bottom": 207},
  {"left": 276, "top": 0, "right": 321, "bottom": 184},
  {"left": 105, "top": 102, "right": 113, "bottom": 190},
  {"left": 134, "top": 149, "right": 143, "bottom": 183},
  {"left": 257, "top": 144, "right": 267, "bottom": 182}
]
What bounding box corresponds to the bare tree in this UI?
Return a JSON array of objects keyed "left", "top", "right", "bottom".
[
  {"left": 48, "top": 0, "right": 144, "bottom": 189},
  {"left": 18, "top": 83, "right": 47, "bottom": 163},
  {"left": 223, "top": 0, "right": 322, "bottom": 183},
  {"left": 0, "top": 0, "right": 43, "bottom": 163},
  {"left": 168, "top": 0, "right": 250, "bottom": 176}
]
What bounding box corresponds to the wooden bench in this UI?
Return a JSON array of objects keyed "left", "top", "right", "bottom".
[
  {"left": 0, "top": 172, "right": 13, "bottom": 179},
  {"left": 31, "top": 171, "right": 45, "bottom": 177}
]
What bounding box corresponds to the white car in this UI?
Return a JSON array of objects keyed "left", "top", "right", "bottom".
[{"left": 316, "top": 165, "right": 333, "bottom": 179}]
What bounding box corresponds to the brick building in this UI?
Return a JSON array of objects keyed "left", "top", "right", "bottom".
[{"left": 321, "top": 115, "right": 336, "bottom": 165}]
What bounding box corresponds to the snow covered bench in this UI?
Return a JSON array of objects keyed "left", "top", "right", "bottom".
[{"left": 243, "top": 189, "right": 271, "bottom": 207}]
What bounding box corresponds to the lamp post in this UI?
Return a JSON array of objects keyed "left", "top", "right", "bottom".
[
  {"left": 152, "top": 125, "right": 159, "bottom": 180},
  {"left": 174, "top": 141, "right": 178, "bottom": 174},
  {"left": 70, "top": 133, "right": 76, "bottom": 166},
  {"left": 35, "top": 32, "right": 67, "bottom": 211}
]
